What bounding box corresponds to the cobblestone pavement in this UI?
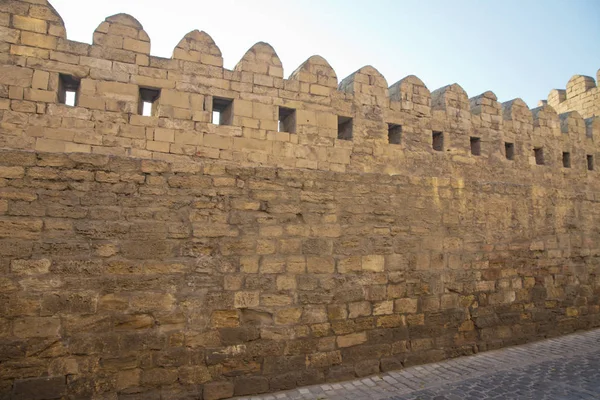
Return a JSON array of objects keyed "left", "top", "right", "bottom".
[{"left": 235, "top": 328, "right": 600, "bottom": 400}]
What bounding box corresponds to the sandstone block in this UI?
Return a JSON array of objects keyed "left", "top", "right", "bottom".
[
  {"left": 310, "top": 84, "right": 331, "bottom": 96},
  {"left": 337, "top": 256, "right": 362, "bottom": 273},
  {"left": 306, "top": 256, "right": 335, "bottom": 273},
  {"left": 566, "top": 307, "right": 578, "bottom": 317},
  {"left": 211, "top": 310, "right": 239, "bottom": 328},
  {"left": 13, "top": 317, "right": 61, "bottom": 338},
  {"left": 154, "top": 127, "right": 175, "bottom": 142},
  {"left": 25, "top": 88, "right": 56, "bottom": 102},
  {"left": 362, "top": 255, "right": 385, "bottom": 272},
  {"left": 123, "top": 37, "right": 150, "bottom": 53},
  {"left": 260, "top": 256, "right": 285, "bottom": 273},
  {"left": 141, "top": 368, "right": 178, "bottom": 386},
  {"left": 0, "top": 165, "right": 24, "bottom": 178},
  {"left": 234, "top": 291, "right": 260, "bottom": 308},
  {"left": 21, "top": 31, "right": 57, "bottom": 49},
  {"left": 204, "top": 381, "right": 234, "bottom": 400},
  {"left": 161, "top": 89, "right": 190, "bottom": 109},
  {"left": 296, "top": 109, "right": 316, "bottom": 126},
  {"left": 121, "top": 240, "right": 172, "bottom": 259},
  {"left": 421, "top": 296, "right": 440, "bottom": 312},
  {"left": 252, "top": 102, "right": 275, "bottom": 120},
  {"left": 309, "top": 350, "right": 342, "bottom": 368},
  {"left": 179, "top": 365, "right": 211, "bottom": 384},
  {"left": 234, "top": 99, "right": 253, "bottom": 117},
  {"left": 0, "top": 217, "right": 43, "bottom": 239},
  {"left": 13, "top": 15, "right": 48, "bottom": 34},
  {"left": 395, "top": 298, "right": 418, "bottom": 314},
  {"left": 275, "top": 308, "right": 302, "bottom": 325},
  {"left": 336, "top": 332, "right": 367, "bottom": 348},
  {"left": 234, "top": 376, "right": 269, "bottom": 396},
  {"left": 277, "top": 275, "right": 297, "bottom": 291},
  {"left": 373, "top": 301, "right": 394, "bottom": 315},
  {"left": 327, "top": 304, "right": 348, "bottom": 321},
  {"left": 97, "top": 81, "right": 138, "bottom": 100},
  {"left": 0, "top": 65, "right": 33, "bottom": 87},
  {"left": 9, "top": 86, "right": 24, "bottom": 100},
  {"left": 240, "top": 256, "right": 259, "bottom": 273},
  {"left": 203, "top": 133, "right": 232, "bottom": 149},
  {"left": 129, "top": 293, "right": 175, "bottom": 312},
  {"left": 182, "top": 329, "right": 219, "bottom": 348},
  {"left": 193, "top": 223, "right": 238, "bottom": 238},
  {"left": 0, "top": 26, "right": 20, "bottom": 43},
  {"left": 11, "top": 258, "right": 51, "bottom": 275},
  {"left": 116, "top": 369, "right": 141, "bottom": 391},
  {"left": 113, "top": 314, "right": 153, "bottom": 330},
  {"left": 233, "top": 137, "right": 273, "bottom": 152},
  {"left": 28, "top": 4, "right": 63, "bottom": 23},
  {"left": 175, "top": 130, "right": 203, "bottom": 145},
  {"left": 31, "top": 70, "right": 50, "bottom": 90},
  {"left": 348, "top": 301, "right": 371, "bottom": 318},
  {"left": 13, "top": 376, "right": 66, "bottom": 400}
]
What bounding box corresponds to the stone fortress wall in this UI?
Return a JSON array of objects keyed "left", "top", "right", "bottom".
[{"left": 0, "top": 1, "right": 599, "bottom": 399}]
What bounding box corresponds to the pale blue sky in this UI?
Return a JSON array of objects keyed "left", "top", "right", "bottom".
[{"left": 51, "top": 0, "right": 600, "bottom": 108}]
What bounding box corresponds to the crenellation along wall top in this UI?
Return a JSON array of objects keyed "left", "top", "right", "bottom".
[{"left": 0, "top": 0, "right": 598, "bottom": 172}]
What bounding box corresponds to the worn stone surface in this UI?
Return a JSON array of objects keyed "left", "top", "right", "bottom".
[
  {"left": 0, "top": 148, "right": 598, "bottom": 399},
  {"left": 0, "top": 1, "right": 599, "bottom": 399},
  {"left": 546, "top": 75, "right": 600, "bottom": 120}
]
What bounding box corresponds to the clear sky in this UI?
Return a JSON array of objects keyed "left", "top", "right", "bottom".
[{"left": 50, "top": 0, "right": 600, "bottom": 108}]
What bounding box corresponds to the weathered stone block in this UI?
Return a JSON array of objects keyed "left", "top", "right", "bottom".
[
  {"left": 179, "top": 365, "right": 211, "bottom": 384},
  {"left": 234, "top": 376, "right": 269, "bottom": 396},
  {"left": 204, "top": 381, "right": 234, "bottom": 400},
  {"left": 306, "top": 256, "right": 335, "bottom": 273},
  {"left": 141, "top": 368, "right": 178, "bottom": 386},
  {"left": 10, "top": 258, "right": 50, "bottom": 275},
  {"left": 362, "top": 255, "right": 385, "bottom": 272},
  {"left": 0, "top": 26, "right": 20, "bottom": 44},
  {"left": 116, "top": 369, "right": 141, "bottom": 391},
  {"left": 13, "top": 376, "right": 66, "bottom": 400},
  {"left": 13, "top": 15, "right": 48, "bottom": 34},
  {"left": 21, "top": 31, "right": 57, "bottom": 49},
  {"left": 336, "top": 332, "right": 367, "bottom": 348},
  {"left": 13, "top": 317, "right": 60, "bottom": 338},
  {"left": 234, "top": 291, "right": 260, "bottom": 308},
  {"left": 0, "top": 66, "right": 33, "bottom": 87}
]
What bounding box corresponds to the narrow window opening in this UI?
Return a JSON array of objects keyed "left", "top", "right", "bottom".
[
  {"left": 562, "top": 152, "right": 571, "bottom": 168},
  {"left": 432, "top": 131, "right": 443, "bottom": 151},
  {"left": 65, "top": 91, "right": 76, "bottom": 107},
  {"left": 505, "top": 142, "right": 514, "bottom": 160},
  {"left": 58, "top": 74, "right": 80, "bottom": 107},
  {"left": 278, "top": 107, "right": 296, "bottom": 133},
  {"left": 587, "top": 155, "right": 594, "bottom": 171},
  {"left": 388, "top": 123, "right": 402, "bottom": 145},
  {"left": 337, "top": 116, "right": 353, "bottom": 141},
  {"left": 470, "top": 137, "right": 481, "bottom": 156},
  {"left": 212, "top": 97, "right": 233, "bottom": 125},
  {"left": 139, "top": 87, "right": 160, "bottom": 116},
  {"left": 534, "top": 147, "right": 544, "bottom": 165},
  {"left": 142, "top": 102, "right": 153, "bottom": 117}
]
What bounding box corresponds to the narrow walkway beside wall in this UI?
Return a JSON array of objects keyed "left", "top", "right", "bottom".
[{"left": 237, "top": 328, "right": 600, "bottom": 400}]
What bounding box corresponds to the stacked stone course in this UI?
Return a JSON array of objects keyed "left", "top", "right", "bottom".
[
  {"left": 546, "top": 72, "right": 600, "bottom": 120},
  {"left": 0, "top": 1, "right": 599, "bottom": 399}
]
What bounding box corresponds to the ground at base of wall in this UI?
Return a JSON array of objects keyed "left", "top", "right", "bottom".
[{"left": 237, "top": 328, "right": 600, "bottom": 400}]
